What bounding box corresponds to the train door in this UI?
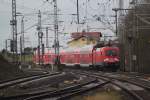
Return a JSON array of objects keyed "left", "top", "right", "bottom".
[{"left": 92, "top": 49, "right": 96, "bottom": 67}]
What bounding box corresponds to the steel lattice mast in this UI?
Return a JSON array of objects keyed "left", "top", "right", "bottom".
[
  {"left": 10, "top": 0, "right": 17, "bottom": 62},
  {"left": 53, "top": 0, "right": 59, "bottom": 66},
  {"left": 37, "top": 10, "right": 44, "bottom": 65}
]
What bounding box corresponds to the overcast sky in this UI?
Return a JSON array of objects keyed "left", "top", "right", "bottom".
[{"left": 0, "top": 0, "right": 130, "bottom": 50}]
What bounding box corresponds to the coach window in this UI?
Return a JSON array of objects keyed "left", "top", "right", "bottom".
[{"left": 100, "top": 51, "right": 103, "bottom": 55}]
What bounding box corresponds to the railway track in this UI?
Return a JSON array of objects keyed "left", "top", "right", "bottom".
[
  {"left": 0, "top": 71, "right": 95, "bottom": 100},
  {"left": 15, "top": 69, "right": 149, "bottom": 100},
  {"left": 95, "top": 72, "right": 150, "bottom": 91},
  {"left": 1, "top": 77, "right": 109, "bottom": 100},
  {"left": 69, "top": 69, "right": 150, "bottom": 100},
  {"left": 56, "top": 81, "right": 109, "bottom": 100},
  {"left": 65, "top": 68, "right": 150, "bottom": 89},
  {"left": 23, "top": 79, "right": 105, "bottom": 100},
  {"left": 0, "top": 72, "right": 61, "bottom": 89},
  {"left": 2, "top": 68, "right": 150, "bottom": 100}
]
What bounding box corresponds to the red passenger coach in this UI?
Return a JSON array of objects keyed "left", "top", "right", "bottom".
[
  {"left": 60, "top": 49, "right": 80, "bottom": 66},
  {"left": 59, "top": 46, "right": 120, "bottom": 71},
  {"left": 33, "top": 45, "right": 120, "bottom": 71}
]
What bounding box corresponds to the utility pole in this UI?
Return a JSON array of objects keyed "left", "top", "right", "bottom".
[
  {"left": 21, "top": 16, "right": 25, "bottom": 63},
  {"left": 37, "top": 10, "right": 43, "bottom": 65},
  {"left": 46, "top": 27, "right": 49, "bottom": 48},
  {"left": 112, "top": 8, "right": 118, "bottom": 36},
  {"left": 77, "top": 0, "right": 79, "bottom": 24},
  {"left": 10, "top": 0, "right": 17, "bottom": 63},
  {"left": 5, "top": 40, "right": 8, "bottom": 52},
  {"left": 76, "top": 0, "right": 80, "bottom": 32},
  {"left": 53, "top": 0, "right": 60, "bottom": 68},
  {"left": 112, "top": 8, "right": 133, "bottom": 36},
  {"left": 20, "top": 36, "right": 22, "bottom": 63},
  {"left": 5, "top": 40, "right": 8, "bottom": 58},
  {"left": 132, "top": 0, "right": 137, "bottom": 72},
  {"left": 86, "top": 0, "right": 89, "bottom": 32},
  {"left": 119, "top": 0, "right": 124, "bottom": 15}
]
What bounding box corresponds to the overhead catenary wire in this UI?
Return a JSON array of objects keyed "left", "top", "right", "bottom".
[
  {"left": 70, "top": 0, "right": 115, "bottom": 31},
  {"left": 0, "top": 0, "right": 37, "bottom": 11},
  {"left": 5, "top": 0, "right": 120, "bottom": 52}
]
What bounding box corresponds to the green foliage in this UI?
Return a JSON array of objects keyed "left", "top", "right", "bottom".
[{"left": 24, "top": 47, "right": 33, "bottom": 54}]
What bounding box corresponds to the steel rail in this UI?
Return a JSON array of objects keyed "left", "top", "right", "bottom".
[
  {"left": 0, "top": 79, "right": 98, "bottom": 100},
  {"left": 0, "top": 72, "right": 60, "bottom": 89},
  {"left": 68, "top": 70, "right": 149, "bottom": 100},
  {"left": 92, "top": 72, "right": 150, "bottom": 91},
  {"left": 24, "top": 79, "right": 99, "bottom": 100},
  {"left": 56, "top": 81, "right": 110, "bottom": 100}
]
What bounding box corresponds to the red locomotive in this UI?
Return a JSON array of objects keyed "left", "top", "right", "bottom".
[{"left": 33, "top": 45, "right": 120, "bottom": 71}]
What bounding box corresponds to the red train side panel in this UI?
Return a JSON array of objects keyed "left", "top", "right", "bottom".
[{"left": 33, "top": 46, "right": 120, "bottom": 71}]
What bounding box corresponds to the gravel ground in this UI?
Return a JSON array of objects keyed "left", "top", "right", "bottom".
[
  {"left": 71, "top": 84, "right": 133, "bottom": 100},
  {"left": 1, "top": 72, "right": 81, "bottom": 97}
]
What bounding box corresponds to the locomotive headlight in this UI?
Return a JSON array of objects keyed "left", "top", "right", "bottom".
[
  {"left": 114, "top": 58, "right": 119, "bottom": 62},
  {"left": 104, "top": 58, "right": 109, "bottom": 62}
]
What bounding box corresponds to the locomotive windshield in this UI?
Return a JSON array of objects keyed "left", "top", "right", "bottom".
[{"left": 105, "top": 50, "right": 117, "bottom": 56}]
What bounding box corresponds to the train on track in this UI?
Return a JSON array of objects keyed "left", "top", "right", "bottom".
[{"left": 33, "top": 44, "right": 120, "bottom": 71}]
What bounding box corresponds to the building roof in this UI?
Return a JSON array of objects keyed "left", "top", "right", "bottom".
[
  {"left": 67, "top": 35, "right": 86, "bottom": 44},
  {"left": 71, "top": 32, "right": 102, "bottom": 40}
]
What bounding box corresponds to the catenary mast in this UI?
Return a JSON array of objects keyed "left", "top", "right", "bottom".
[
  {"left": 10, "top": 0, "right": 17, "bottom": 62},
  {"left": 53, "top": 0, "right": 59, "bottom": 66}
]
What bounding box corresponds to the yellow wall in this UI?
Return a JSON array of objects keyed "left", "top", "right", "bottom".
[{"left": 67, "top": 37, "right": 97, "bottom": 47}]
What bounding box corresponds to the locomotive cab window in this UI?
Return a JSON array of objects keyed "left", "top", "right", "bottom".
[{"left": 105, "top": 50, "right": 117, "bottom": 56}]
